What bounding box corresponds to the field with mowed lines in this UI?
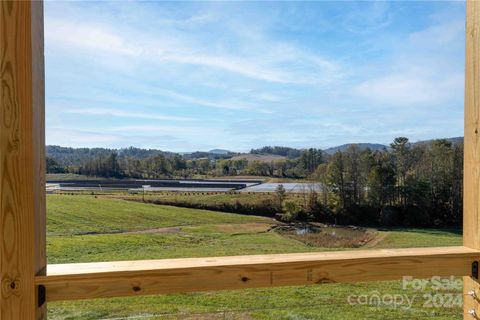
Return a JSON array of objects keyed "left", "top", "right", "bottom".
[{"left": 47, "top": 194, "right": 463, "bottom": 320}]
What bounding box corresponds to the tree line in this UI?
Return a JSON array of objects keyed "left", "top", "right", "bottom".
[
  {"left": 46, "top": 146, "right": 326, "bottom": 179},
  {"left": 290, "top": 137, "right": 462, "bottom": 227},
  {"left": 47, "top": 137, "right": 463, "bottom": 226}
]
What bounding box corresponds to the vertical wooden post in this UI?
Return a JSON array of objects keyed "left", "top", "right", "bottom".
[
  {"left": 0, "top": 1, "right": 46, "bottom": 319},
  {"left": 464, "top": 1, "right": 480, "bottom": 319}
]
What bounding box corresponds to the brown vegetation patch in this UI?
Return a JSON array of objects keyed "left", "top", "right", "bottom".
[{"left": 276, "top": 224, "right": 376, "bottom": 248}]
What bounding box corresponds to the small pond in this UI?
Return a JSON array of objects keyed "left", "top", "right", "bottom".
[{"left": 275, "top": 224, "right": 375, "bottom": 248}]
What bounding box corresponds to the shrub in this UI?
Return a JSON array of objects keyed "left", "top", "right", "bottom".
[
  {"left": 281, "top": 200, "right": 303, "bottom": 222},
  {"left": 274, "top": 184, "right": 287, "bottom": 210}
]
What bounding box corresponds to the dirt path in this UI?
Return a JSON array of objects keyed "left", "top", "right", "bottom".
[
  {"left": 122, "top": 227, "right": 182, "bottom": 234},
  {"left": 363, "top": 232, "right": 389, "bottom": 248},
  {"left": 119, "top": 222, "right": 276, "bottom": 235}
]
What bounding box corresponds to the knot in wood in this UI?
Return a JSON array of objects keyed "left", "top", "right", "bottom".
[
  {"left": 131, "top": 281, "right": 142, "bottom": 292},
  {"left": 2, "top": 276, "right": 21, "bottom": 297}
]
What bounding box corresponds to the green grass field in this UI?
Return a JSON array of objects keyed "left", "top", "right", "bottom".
[
  {"left": 135, "top": 191, "right": 279, "bottom": 211},
  {"left": 47, "top": 194, "right": 463, "bottom": 320},
  {"left": 48, "top": 195, "right": 270, "bottom": 236}
]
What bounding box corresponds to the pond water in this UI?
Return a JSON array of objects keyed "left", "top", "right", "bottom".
[
  {"left": 276, "top": 224, "right": 374, "bottom": 248},
  {"left": 295, "top": 225, "right": 320, "bottom": 235}
]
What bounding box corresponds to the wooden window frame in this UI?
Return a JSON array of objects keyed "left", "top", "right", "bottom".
[{"left": 1, "top": 1, "right": 479, "bottom": 319}]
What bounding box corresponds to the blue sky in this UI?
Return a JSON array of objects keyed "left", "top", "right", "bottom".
[{"left": 45, "top": 1, "right": 465, "bottom": 152}]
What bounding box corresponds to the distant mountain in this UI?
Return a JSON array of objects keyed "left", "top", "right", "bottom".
[
  {"left": 323, "top": 143, "right": 387, "bottom": 155},
  {"left": 208, "top": 149, "right": 231, "bottom": 155},
  {"left": 321, "top": 138, "right": 464, "bottom": 155},
  {"left": 411, "top": 137, "right": 463, "bottom": 147},
  {"left": 47, "top": 137, "right": 464, "bottom": 166}
]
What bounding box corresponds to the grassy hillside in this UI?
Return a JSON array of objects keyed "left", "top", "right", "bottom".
[
  {"left": 46, "top": 195, "right": 463, "bottom": 319},
  {"left": 48, "top": 195, "right": 270, "bottom": 236}
]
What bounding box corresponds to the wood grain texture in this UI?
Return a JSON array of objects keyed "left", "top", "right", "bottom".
[
  {"left": 0, "top": 1, "right": 46, "bottom": 319},
  {"left": 464, "top": 1, "right": 480, "bottom": 319},
  {"left": 464, "top": 0, "right": 480, "bottom": 252},
  {"left": 36, "top": 247, "right": 480, "bottom": 301}
]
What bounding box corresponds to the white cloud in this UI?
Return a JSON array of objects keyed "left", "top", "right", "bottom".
[
  {"left": 103, "top": 124, "right": 221, "bottom": 137},
  {"left": 44, "top": 1, "right": 465, "bottom": 149},
  {"left": 408, "top": 19, "right": 464, "bottom": 49},
  {"left": 353, "top": 69, "right": 463, "bottom": 106},
  {"left": 45, "top": 12, "right": 342, "bottom": 85},
  {"left": 341, "top": 1, "right": 392, "bottom": 35},
  {"left": 352, "top": 17, "right": 464, "bottom": 107},
  {"left": 46, "top": 127, "right": 187, "bottom": 150},
  {"left": 47, "top": 124, "right": 228, "bottom": 151},
  {"left": 156, "top": 88, "right": 258, "bottom": 111},
  {"left": 45, "top": 19, "right": 142, "bottom": 56},
  {"left": 64, "top": 108, "right": 192, "bottom": 121},
  {"left": 47, "top": 128, "right": 123, "bottom": 146},
  {"left": 163, "top": 53, "right": 288, "bottom": 84}
]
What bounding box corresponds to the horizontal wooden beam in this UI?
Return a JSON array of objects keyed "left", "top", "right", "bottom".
[{"left": 36, "top": 246, "right": 480, "bottom": 302}]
